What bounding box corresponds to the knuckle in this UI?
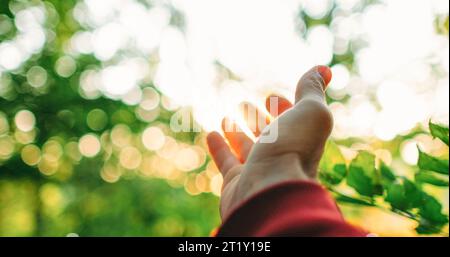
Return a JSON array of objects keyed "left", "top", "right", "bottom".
[
  {"left": 299, "top": 99, "right": 334, "bottom": 134},
  {"left": 223, "top": 165, "right": 242, "bottom": 184}
]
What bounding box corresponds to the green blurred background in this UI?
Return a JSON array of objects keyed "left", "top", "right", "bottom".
[{"left": 0, "top": 0, "right": 448, "bottom": 236}]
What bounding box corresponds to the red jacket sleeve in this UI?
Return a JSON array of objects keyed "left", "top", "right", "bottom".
[{"left": 217, "top": 181, "right": 368, "bottom": 237}]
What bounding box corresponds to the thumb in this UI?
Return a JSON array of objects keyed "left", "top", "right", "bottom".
[{"left": 295, "top": 65, "right": 332, "bottom": 104}]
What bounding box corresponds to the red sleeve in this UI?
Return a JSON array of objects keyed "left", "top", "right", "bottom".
[{"left": 216, "top": 181, "right": 368, "bottom": 237}]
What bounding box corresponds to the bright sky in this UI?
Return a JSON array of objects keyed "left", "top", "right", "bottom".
[
  {"left": 164, "top": 0, "right": 449, "bottom": 141},
  {"left": 1, "top": 0, "right": 449, "bottom": 141}
]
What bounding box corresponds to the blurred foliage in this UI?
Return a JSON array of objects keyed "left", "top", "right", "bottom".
[
  {"left": 0, "top": 0, "right": 220, "bottom": 236},
  {"left": 0, "top": 0, "right": 449, "bottom": 237},
  {"left": 320, "top": 122, "right": 449, "bottom": 235}
]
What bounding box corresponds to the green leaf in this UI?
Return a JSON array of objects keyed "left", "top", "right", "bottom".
[
  {"left": 429, "top": 121, "right": 449, "bottom": 146},
  {"left": 403, "top": 179, "right": 424, "bottom": 208},
  {"left": 319, "top": 141, "right": 347, "bottom": 185},
  {"left": 335, "top": 194, "right": 374, "bottom": 207},
  {"left": 333, "top": 164, "right": 347, "bottom": 179},
  {"left": 347, "top": 165, "right": 374, "bottom": 197},
  {"left": 385, "top": 178, "right": 424, "bottom": 211},
  {"left": 416, "top": 194, "right": 448, "bottom": 234},
  {"left": 319, "top": 164, "right": 347, "bottom": 185},
  {"left": 417, "top": 147, "right": 449, "bottom": 175},
  {"left": 384, "top": 176, "right": 450, "bottom": 234},
  {"left": 416, "top": 221, "right": 445, "bottom": 235},
  {"left": 385, "top": 183, "right": 408, "bottom": 210},
  {"left": 415, "top": 171, "right": 449, "bottom": 187},
  {"left": 347, "top": 151, "right": 381, "bottom": 197},
  {"left": 419, "top": 194, "right": 449, "bottom": 225},
  {"left": 319, "top": 141, "right": 346, "bottom": 171},
  {"left": 380, "top": 161, "right": 397, "bottom": 185}
]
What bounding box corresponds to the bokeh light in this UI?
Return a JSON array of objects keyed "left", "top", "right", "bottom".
[
  {"left": 0, "top": 0, "right": 448, "bottom": 237},
  {"left": 175, "top": 147, "right": 201, "bottom": 172},
  {"left": 142, "top": 126, "right": 165, "bottom": 151},
  {"left": 14, "top": 110, "right": 36, "bottom": 132},
  {"left": 0, "top": 135, "right": 15, "bottom": 160},
  {"left": 79, "top": 134, "right": 101, "bottom": 157},
  {"left": 21, "top": 144, "right": 41, "bottom": 166},
  {"left": 27, "top": 66, "right": 47, "bottom": 88},
  {"left": 119, "top": 146, "right": 142, "bottom": 170},
  {"left": 55, "top": 56, "right": 77, "bottom": 78},
  {"left": 87, "top": 109, "right": 108, "bottom": 131}
]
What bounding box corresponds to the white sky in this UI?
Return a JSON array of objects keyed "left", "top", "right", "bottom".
[{"left": 1, "top": 0, "right": 449, "bottom": 141}]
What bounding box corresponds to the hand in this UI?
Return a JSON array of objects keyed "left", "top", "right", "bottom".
[{"left": 207, "top": 66, "right": 334, "bottom": 220}]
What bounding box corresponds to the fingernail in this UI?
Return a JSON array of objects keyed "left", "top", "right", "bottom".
[{"left": 317, "top": 66, "right": 332, "bottom": 86}]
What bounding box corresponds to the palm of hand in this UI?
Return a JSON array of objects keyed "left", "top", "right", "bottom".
[{"left": 207, "top": 66, "right": 333, "bottom": 219}]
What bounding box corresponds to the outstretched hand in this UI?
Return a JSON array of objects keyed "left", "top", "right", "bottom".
[{"left": 207, "top": 66, "right": 334, "bottom": 220}]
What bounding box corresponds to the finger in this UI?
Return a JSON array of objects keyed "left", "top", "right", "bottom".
[
  {"left": 265, "top": 95, "right": 293, "bottom": 117},
  {"left": 207, "top": 131, "right": 240, "bottom": 176},
  {"left": 295, "top": 65, "right": 332, "bottom": 104},
  {"left": 239, "top": 103, "right": 270, "bottom": 137},
  {"left": 221, "top": 118, "right": 253, "bottom": 162}
]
